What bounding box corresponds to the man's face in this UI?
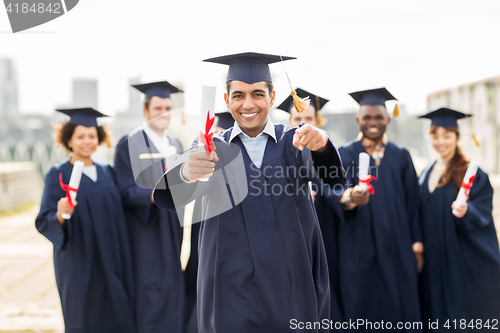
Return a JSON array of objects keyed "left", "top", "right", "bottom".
[
  {"left": 288, "top": 105, "right": 317, "bottom": 128},
  {"left": 143, "top": 96, "right": 173, "bottom": 133},
  {"left": 356, "top": 105, "right": 390, "bottom": 140},
  {"left": 224, "top": 80, "right": 275, "bottom": 138}
]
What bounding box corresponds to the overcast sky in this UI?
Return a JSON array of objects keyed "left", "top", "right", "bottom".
[{"left": 1, "top": 0, "right": 500, "bottom": 117}]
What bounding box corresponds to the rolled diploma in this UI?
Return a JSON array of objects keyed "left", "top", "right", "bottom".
[
  {"left": 164, "top": 146, "right": 178, "bottom": 171},
  {"left": 199, "top": 85, "right": 216, "bottom": 182},
  {"left": 452, "top": 160, "right": 478, "bottom": 215},
  {"left": 358, "top": 152, "right": 370, "bottom": 191},
  {"left": 61, "top": 160, "right": 85, "bottom": 219}
]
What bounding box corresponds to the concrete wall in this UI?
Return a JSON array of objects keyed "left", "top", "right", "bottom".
[{"left": 0, "top": 162, "right": 43, "bottom": 213}]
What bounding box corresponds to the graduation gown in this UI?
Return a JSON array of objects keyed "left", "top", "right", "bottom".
[
  {"left": 314, "top": 192, "right": 345, "bottom": 330},
  {"left": 419, "top": 162, "right": 500, "bottom": 331},
  {"left": 184, "top": 200, "right": 202, "bottom": 333},
  {"left": 114, "top": 129, "right": 185, "bottom": 333},
  {"left": 315, "top": 139, "right": 422, "bottom": 332},
  {"left": 35, "top": 161, "right": 135, "bottom": 333},
  {"left": 154, "top": 124, "right": 345, "bottom": 333}
]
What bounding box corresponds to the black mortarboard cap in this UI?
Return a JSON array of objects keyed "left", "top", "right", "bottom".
[
  {"left": 132, "top": 81, "right": 182, "bottom": 99},
  {"left": 418, "top": 107, "right": 472, "bottom": 128},
  {"left": 215, "top": 111, "right": 234, "bottom": 130},
  {"left": 349, "top": 87, "right": 397, "bottom": 106},
  {"left": 276, "top": 88, "right": 329, "bottom": 113},
  {"left": 203, "top": 52, "right": 296, "bottom": 84},
  {"left": 56, "top": 107, "right": 108, "bottom": 127}
]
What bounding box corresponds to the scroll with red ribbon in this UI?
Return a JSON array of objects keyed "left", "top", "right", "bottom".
[
  {"left": 59, "top": 160, "right": 84, "bottom": 219},
  {"left": 453, "top": 160, "right": 478, "bottom": 215},
  {"left": 358, "top": 152, "right": 378, "bottom": 194},
  {"left": 359, "top": 175, "right": 378, "bottom": 195},
  {"left": 199, "top": 112, "right": 216, "bottom": 156}
]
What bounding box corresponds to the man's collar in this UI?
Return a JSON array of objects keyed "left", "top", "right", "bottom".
[
  {"left": 143, "top": 122, "right": 168, "bottom": 140},
  {"left": 357, "top": 132, "right": 388, "bottom": 147},
  {"left": 229, "top": 117, "right": 276, "bottom": 143}
]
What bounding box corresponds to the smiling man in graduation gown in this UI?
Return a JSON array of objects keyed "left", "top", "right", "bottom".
[
  {"left": 314, "top": 88, "right": 423, "bottom": 332},
  {"left": 154, "top": 52, "right": 345, "bottom": 333},
  {"left": 114, "top": 81, "right": 185, "bottom": 333}
]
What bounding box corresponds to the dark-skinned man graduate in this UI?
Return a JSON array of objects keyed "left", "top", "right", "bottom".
[
  {"left": 314, "top": 88, "right": 423, "bottom": 332},
  {"left": 114, "top": 81, "right": 185, "bottom": 333},
  {"left": 153, "top": 52, "right": 345, "bottom": 333}
]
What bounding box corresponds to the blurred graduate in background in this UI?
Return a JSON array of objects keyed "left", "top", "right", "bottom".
[
  {"left": 418, "top": 108, "right": 500, "bottom": 331},
  {"left": 35, "top": 108, "right": 135, "bottom": 333}
]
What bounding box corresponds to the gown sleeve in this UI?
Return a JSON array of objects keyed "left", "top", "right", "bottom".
[
  {"left": 455, "top": 168, "right": 494, "bottom": 232},
  {"left": 315, "top": 145, "right": 357, "bottom": 225},
  {"left": 401, "top": 149, "right": 422, "bottom": 243},
  {"left": 114, "top": 136, "right": 152, "bottom": 210},
  {"left": 35, "top": 167, "right": 69, "bottom": 250}
]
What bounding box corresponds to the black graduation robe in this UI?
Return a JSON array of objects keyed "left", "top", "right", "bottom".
[
  {"left": 35, "top": 161, "right": 135, "bottom": 333},
  {"left": 114, "top": 129, "right": 185, "bottom": 333},
  {"left": 315, "top": 139, "right": 422, "bottom": 332},
  {"left": 154, "top": 124, "right": 345, "bottom": 333},
  {"left": 419, "top": 162, "right": 500, "bottom": 332},
  {"left": 184, "top": 200, "right": 202, "bottom": 333}
]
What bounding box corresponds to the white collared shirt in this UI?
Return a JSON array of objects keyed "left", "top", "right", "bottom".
[
  {"left": 142, "top": 123, "right": 177, "bottom": 159},
  {"left": 229, "top": 117, "right": 276, "bottom": 169}
]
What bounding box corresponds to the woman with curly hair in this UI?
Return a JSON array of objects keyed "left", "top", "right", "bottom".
[
  {"left": 35, "top": 108, "right": 135, "bottom": 333},
  {"left": 418, "top": 108, "right": 500, "bottom": 332}
]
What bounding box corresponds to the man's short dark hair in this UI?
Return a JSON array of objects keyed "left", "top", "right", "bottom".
[
  {"left": 143, "top": 97, "right": 152, "bottom": 110},
  {"left": 226, "top": 81, "right": 273, "bottom": 96}
]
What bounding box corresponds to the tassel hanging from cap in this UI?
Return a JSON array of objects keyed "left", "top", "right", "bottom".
[
  {"left": 290, "top": 90, "right": 310, "bottom": 113},
  {"left": 467, "top": 115, "right": 481, "bottom": 146},
  {"left": 182, "top": 110, "right": 186, "bottom": 125},
  {"left": 315, "top": 95, "right": 326, "bottom": 126},
  {"left": 280, "top": 56, "right": 310, "bottom": 113},
  {"left": 472, "top": 133, "right": 481, "bottom": 147},
  {"left": 391, "top": 104, "right": 400, "bottom": 117}
]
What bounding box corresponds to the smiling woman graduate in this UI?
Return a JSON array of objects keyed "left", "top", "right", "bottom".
[
  {"left": 35, "top": 108, "right": 135, "bottom": 333},
  {"left": 418, "top": 108, "right": 500, "bottom": 332},
  {"left": 154, "top": 52, "right": 345, "bottom": 333}
]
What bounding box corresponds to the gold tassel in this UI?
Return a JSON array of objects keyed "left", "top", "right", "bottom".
[
  {"left": 472, "top": 133, "right": 482, "bottom": 147},
  {"left": 391, "top": 104, "right": 400, "bottom": 117},
  {"left": 316, "top": 110, "right": 326, "bottom": 126},
  {"left": 182, "top": 110, "right": 186, "bottom": 125},
  {"left": 291, "top": 90, "right": 310, "bottom": 113},
  {"left": 315, "top": 95, "right": 326, "bottom": 126},
  {"left": 280, "top": 55, "right": 310, "bottom": 113}
]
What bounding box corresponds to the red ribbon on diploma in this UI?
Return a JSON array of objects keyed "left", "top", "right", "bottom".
[
  {"left": 59, "top": 173, "right": 78, "bottom": 209},
  {"left": 359, "top": 175, "right": 378, "bottom": 195},
  {"left": 461, "top": 174, "right": 476, "bottom": 200},
  {"left": 199, "top": 112, "right": 216, "bottom": 156}
]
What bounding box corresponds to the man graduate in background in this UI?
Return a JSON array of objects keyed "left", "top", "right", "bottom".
[
  {"left": 114, "top": 81, "right": 185, "bottom": 333},
  {"left": 277, "top": 87, "right": 328, "bottom": 128},
  {"left": 154, "top": 52, "right": 345, "bottom": 333},
  {"left": 314, "top": 88, "right": 423, "bottom": 332}
]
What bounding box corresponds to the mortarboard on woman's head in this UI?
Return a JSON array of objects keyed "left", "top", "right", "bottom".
[
  {"left": 56, "top": 107, "right": 108, "bottom": 128},
  {"left": 418, "top": 107, "right": 472, "bottom": 128}
]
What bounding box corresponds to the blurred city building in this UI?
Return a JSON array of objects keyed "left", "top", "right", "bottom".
[{"left": 427, "top": 75, "right": 500, "bottom": 174}]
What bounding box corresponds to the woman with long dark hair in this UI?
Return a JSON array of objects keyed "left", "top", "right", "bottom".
[
  {"left": 35, "top": 108, "right": 135, "bottom": 333},
  {"left": 418, "top": 108, "right": 500, "bottom": 331}
]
